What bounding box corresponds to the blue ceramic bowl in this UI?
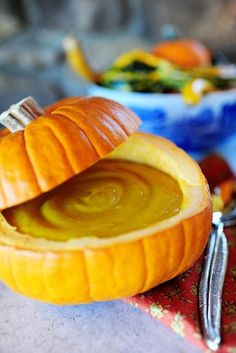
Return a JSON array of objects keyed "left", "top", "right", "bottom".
[{"left": 88, "top": 84, "right": 236, "bottom": 151}]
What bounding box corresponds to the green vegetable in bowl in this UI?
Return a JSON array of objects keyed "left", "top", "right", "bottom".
[
  {"left": 63, "top": 37, "right": 236, "bottom": 105},
  {"left": 100, "top": 50, "right": 236, "bottom": 104}
]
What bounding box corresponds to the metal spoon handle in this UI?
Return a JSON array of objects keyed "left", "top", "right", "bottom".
[
  {"left": 199, "top": 223, "right": 228, "bottom": 351},
  {"left": 209, "top": 229, "right": 228, "bottom": 342}
]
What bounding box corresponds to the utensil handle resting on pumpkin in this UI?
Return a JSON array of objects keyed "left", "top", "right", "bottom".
[{"left": 199, "top": 222, "right": 228, "bottom": 351}]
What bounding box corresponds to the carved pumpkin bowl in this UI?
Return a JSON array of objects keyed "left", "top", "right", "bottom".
[{"left": 0, "top": 96, "right": 211, "bottom": 304}]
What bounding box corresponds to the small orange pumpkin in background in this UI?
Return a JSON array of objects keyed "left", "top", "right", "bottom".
[
  {"left": 152, "top": 39, "right": 211, "bottom": 69},
  {"left": 0, "top": 96, "right": 211, "bottom": 304}
]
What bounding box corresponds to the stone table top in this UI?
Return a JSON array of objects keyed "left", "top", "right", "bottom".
[{"left": 0, "top": 282, "right": 201, "bottom": 353}]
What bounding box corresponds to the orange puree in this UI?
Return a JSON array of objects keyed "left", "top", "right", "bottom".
[{"left": 3, "top": 160, "right": 183, "bottom": 241}]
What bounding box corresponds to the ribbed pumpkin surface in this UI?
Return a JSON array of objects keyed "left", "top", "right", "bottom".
[{"left": 0, "top": 97, "right": 140, "bottom": 210}]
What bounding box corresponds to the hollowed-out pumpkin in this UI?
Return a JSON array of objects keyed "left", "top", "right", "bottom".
[{"left": 0, "top": 96, "right": 211, "bottom": 304}]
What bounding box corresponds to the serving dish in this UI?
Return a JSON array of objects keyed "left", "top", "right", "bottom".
[
  {"left": 88, "top": 84, "right": 236, "bottom": 151},
  {"left": 64, "top": 37, "right": 236, "bottom": 151}
]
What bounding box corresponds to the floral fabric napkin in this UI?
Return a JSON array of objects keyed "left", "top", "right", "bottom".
[{"left": 124, "top": 154, "right": 236, "bottom": 353}]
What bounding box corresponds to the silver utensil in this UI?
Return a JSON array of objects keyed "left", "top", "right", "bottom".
[{"left": 199, "top": 195, "right": 236, "bottom": 351}]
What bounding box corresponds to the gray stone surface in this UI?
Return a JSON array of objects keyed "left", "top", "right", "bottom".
[
  {"left": 0, "top": 282, "right": 201, "bottom": 353},
  {"left": 1, "top": 0, "right": 236, "bottom": 59},
  {"left": 0, "top": 73, "right": 60, "bottom": 111},
  {"left": 39, "top": 0, "right": 132, "bottom": 32},
  {"left": 0, "top": 0, "right": 23, "bottom": 39}
]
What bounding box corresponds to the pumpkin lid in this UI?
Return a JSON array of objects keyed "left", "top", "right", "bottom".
[{"left": 0, "top": 96, "right": 140, "bottom": 210}]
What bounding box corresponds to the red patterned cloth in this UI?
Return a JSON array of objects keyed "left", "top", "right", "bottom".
[{"left": 124, "top": 155, "right": 236, "bottom": 352}]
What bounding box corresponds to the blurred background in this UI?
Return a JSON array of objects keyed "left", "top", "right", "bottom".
[{"left": 0, "top": 0, "right": 236, "bottom": 109}]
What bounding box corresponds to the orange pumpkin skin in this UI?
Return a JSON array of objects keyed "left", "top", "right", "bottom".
[
  {"left": 0, "top": 133, "right": 211, "bottom": 305},
  {"left": 0, "top": 210, "right": 210, "bottom": 304},
  {"left": 152, "top": 39, "right": 211, "bottom": 69},
  {"left": 0, "top": 97, "right": 140, "bottom": 210}
]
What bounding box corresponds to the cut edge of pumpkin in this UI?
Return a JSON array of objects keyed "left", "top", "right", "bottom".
[{"left": 0, "top": 132, "right": 212, "bottom": 252}]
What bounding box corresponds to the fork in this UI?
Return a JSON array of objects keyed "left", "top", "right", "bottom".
[{"left": 199, "top": 194, "right": 236, "bottom": 350}]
